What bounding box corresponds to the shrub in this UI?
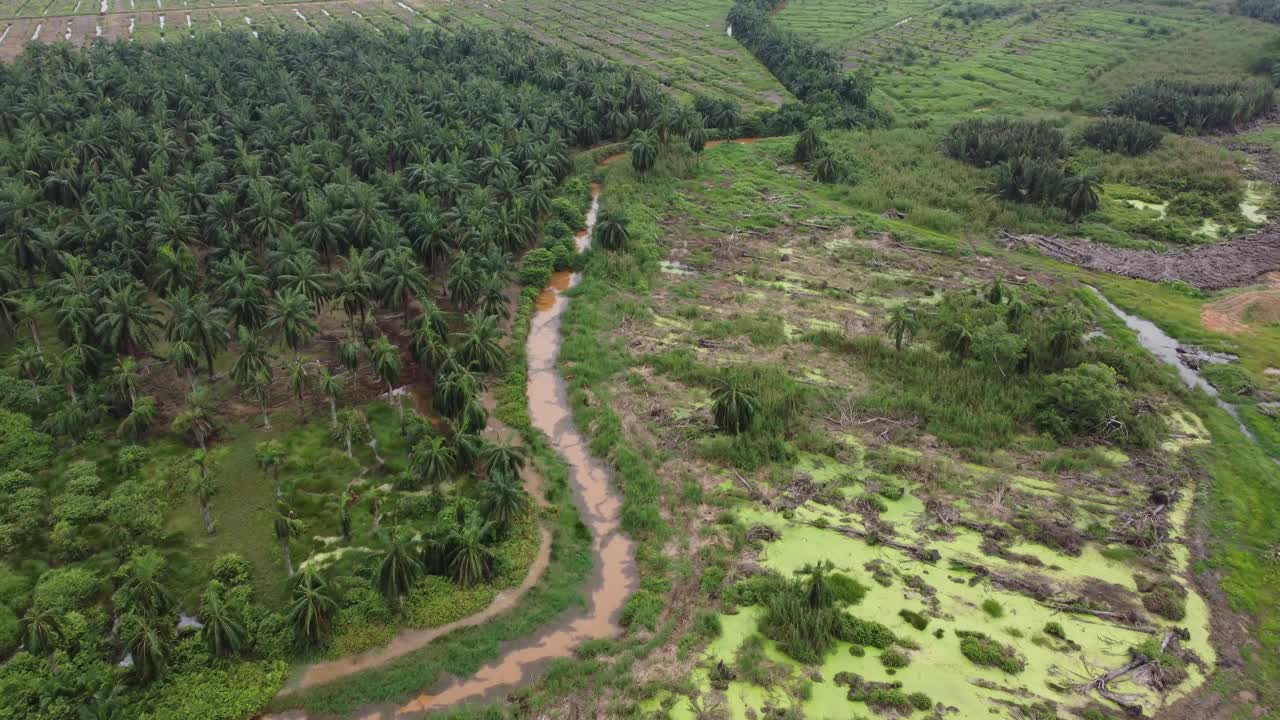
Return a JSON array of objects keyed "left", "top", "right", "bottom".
[
  {"left": 210, "top": 554, "right": 252, "bottom": 588},
  {"left": 849, "top": 644, "right": 866, "bottom": 657},
  {"left": 879, "top": 647, "right": 910, "bottom": 668},
  {"left": 908, "top": 691, "right": 933, "bottom": 711},
  {"left": 33, "top": 567, "right": 100, "bottom": 612},
  {"left": 0, "top": 603, "right": 18, "bottom": 656},
  {"left": 1202, "top": 364, "right": 1256, "bottom": 397},
  {"left": 982, "top": 598, "right": 1004, "bottom": 618},
  {"left": 519, "top": 248, "right": 555, "bottom": 287},
  {"left": 942, "top": 117, "right": 1066, "bottom": 166},
  {"left": 898, "top": 608, "right": 929, "bottom": 630},
  {"left": 620, "top": 589, "right": 664, "bottom": 630},
  {"left": 1034, "top": 363, "right": 1126, "bottom": 440},
  {"left": 693, "top": 610, "right": 723, "bottom": 638},
  {"left": 1140, "top": 578, "right": 1188, "bottom": 621},
  {"left": 0, "top": 409, "right": 52, "bottom": 474},
  {"left": 700, "top": 566, "right": 727, "bottom": 597},
  {"left": 829, "top": 572, "right": 868, "bottom": 605},
  {"left": 958, "top": 630, "right": 1025, "bottom": 673},
  {"left": 1043, "top": 621, "right": 1066, "bottom": 639},
  {"left": 1107, "top": 79, "right": 1274, "bottom": 132},
  {"left": 1080, "top": 117, "right": 1164, "bottom": 155},
  {"left": 843, "top": 615, "right": 897, "bottom": 649}
]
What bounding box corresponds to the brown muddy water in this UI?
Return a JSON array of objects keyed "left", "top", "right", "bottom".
[
  {"left": 395, "top": 180, "right": 640, "bottom": 716},
  {"left": 265, "top": 183, "right": 638, "bottom": 719}
]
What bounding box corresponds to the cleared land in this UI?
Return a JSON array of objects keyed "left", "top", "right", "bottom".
[{"left": 775, "top": 0, "right": 1277, "bottom": 119}]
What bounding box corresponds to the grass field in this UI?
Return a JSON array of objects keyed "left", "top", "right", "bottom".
[{"left": 775, "top": 0, "right": 1280, "bottom": 120}]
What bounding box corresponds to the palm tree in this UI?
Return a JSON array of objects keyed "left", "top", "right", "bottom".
[
  {"left": 119, "top": 396, "right": 158, "bottom": 441},
  {"left": 9, "top": 344, "right": 44, "bottom": 401},
  {"left": 794, "top": 122, "right": 826, "bottom": 163},
  {"left": 122, "top": 614, "right": 171, "bottom": 684},
  {"left": 376, "top": 527, "right": 422, "bottom": 605},
  {"left": 77, "top": 678, "right": 123, "bottom": 720},
  {"left": 268, "top": 289, "right": 320, "bottom": 356},
  {"left": 199, "top": 580, "right": 244, "bottom": 657},
  {"left": 455, "top": 311, "right": 506, "bottom": 373},
  {"left": 12, "top": 294, "right": 44, "bottom": 351},
  {"left": 274, "top": 506, "right": 303, "bottom": 578},
  {"left": 797, "top": 560, "right": 835, "bottom": 610},
  {"left": 97, "top": 283, "right": 160, "bottom": 355},
  {"left": 256, "top": 440, "right": 287, "bottom": 498},
  {"left": 378, "top": 247, "right": 429, "bottom": 324},
  {"left": 688, "top": 124, "right": 707, "bottom": 156},
  {"left": 594, "top": 209, "right": 630, "bottom": 252},
  {"left": 448, "top": 515, "right": 497, "bottom": 588},
  {"left": 409, "top": 318, "right": 447, "bottom": 379},
  {"left": 166, "top": 290, "right": 229, "bottom": 379},
  {"left": 334, "top": 409, "right": 360, "bottom": 458},
  {"left": 483, "top": 441, "right": 526, "bottom": 482},
  {"left": 316, "top": 368, "right": 344, "bottom": 428},
  {"left": 19, "top": 607, "right": 62, "bottom": 673},
  {"left": 370, "top": 335, "right": 404, "bottom": 420},
  {"left": 884, "top": 305, "right": 919, "bottom": 352},
  {"left": 481, "top": 474, "right": 531, "bottom": 536},
  {"left": 167, "top": 339, "right": 200, "bottom": 389},
  {"left": 712, "top": 378, "right": 759, "bottom": 435},
  {"left": 413, "top": 436, "right": 455, "bottom": 486},
  {"left": 630, "top": 129, "right": 658, "bottom": 175},
  {"left": 172, "top": 386, "right": 215, "bottom": 451},
  {"left": 109, "top": 357, "right": 142, "bottom": 408},
  {"left": 117, "top": 551, "right": 177, "bottom": 618},
  {"left": 941, "top": 321, "right": 974, "bottom": 362},
  {"left": 1045, "top": 309, "right": 1084, "bottom": 368},
  {"left": 286, "top": 358, "right": 311, "bottom": 422},
  {"left": 231, "top": 326, "right": 275, "bottom": 428},
  {"left": 1061, "top": 171, "right": 1100, "bottom": 226},
  {"left": 289, "top": 569, "right": 338, "bottom": 647}
]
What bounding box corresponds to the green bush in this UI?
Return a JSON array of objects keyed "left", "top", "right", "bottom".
[
  {"left": 908, "top": 691, "right": 933, "bottom": 711},
  {"left": 843, "top": 615, "right": 897, "bottom": 649},
  {"left": 879, "top": 647, "right": 910, "bottom": 668},
  {"left": 1140, "top": 579, "right": 1188, "bottom": 621},
  {"left": 1034, "top": 363, "right": 1125, "bottom": 440},
  {"left": 620, "top": 589, "right": 664, "bottom": 630},
  {"left": 1079, "top": 117, "right": 1163, "bottom": 155},
  {"left": 0, "top": 410, "right": 52, "bottom": 474},
  {"left": 958, "top": 630, "right": 1025, "bottom": 673},
  {"left": 982, "top": 598, "right": 1004, "bottom": 618},
  {"left": 33, "top": 567, "right": 100, "bottom": 612},
  {"left": 519, "top": 248, "right": 555, "bottom": 287},
  {"left": 1107, "top": 79, "right": 1274, "bottom": 132},
  {"left": 1043, "top": 621, "right": 1066, "bottom": 639},
  {"left": 829, "top": 572, "right": 868, "bottom": 605},
  {"left": 693, "top": 610, "right": 722, "bottom": 638},
  {"left": 0, "top": 603, "right": 18, "bottom": 656},
  {"left": 1202, "top": 364, "right": 1256, "bottom": 398},
  {"left": 898, "top": 608, "right": 929, "bottom": 630},
  {"left": 942, "top": 117, "right": 1066, "bottom": 166}
]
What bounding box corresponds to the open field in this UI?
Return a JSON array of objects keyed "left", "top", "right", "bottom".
[{"left": 775, "top": 0, "right": 1280, "bottom": 120}]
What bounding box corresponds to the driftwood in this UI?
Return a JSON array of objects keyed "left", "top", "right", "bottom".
[
  {"left": 1076, "top": 631, "right": 1177, "bottom": 715},
  {"left": 821, "top": 523, "right": 941, "bottom": 564},
  {"left": 999, "top": 226, "right": 1280, "bottom": 290},
  {"left": 1039, "top": 600, "right": 1159, "bottom": 634}
]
